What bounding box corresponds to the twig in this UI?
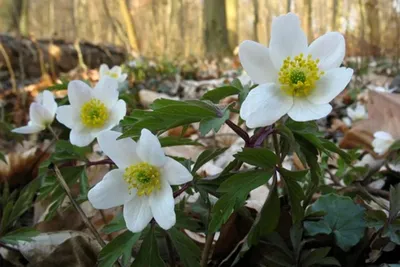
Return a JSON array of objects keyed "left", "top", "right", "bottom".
[
  {"left": 173, "top": 182, "right": 192, "bottom": 198},
  {"left": 201, "top": 232, "right": 215, "bottom": 267},
  {"left": 0, "top": 41, "right": 17, "bottom": 92},
  {"left": 225, "top": 119, "right": 250, "bottom": 145},
  {"left": 50, "top": 164, "right": 107, "bottom": 248},
  {"left": 0, "top": 240, "right": 19, "bottom": 253},
  {"left": 86, "top": 158, "right": 115, "bottom": 167}
]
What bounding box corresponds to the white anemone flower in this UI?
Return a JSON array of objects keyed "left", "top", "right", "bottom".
[
  {"left": 239, "top": 13, "right": 353, "bottom": 128},
  {"left": 88, "top": 129, "right": 193, "bottom": 232},
  {"left": 56, "top": 78, "right": 126, "bottom": 147},
  {"left": 12, "top": 90, "right": 57, "bottom": 134},
  {"left": 346, "top": 103, "right": 368, "bottom": 121},
  {"left": 372, "top": 131, "right": 395, "bottom": 155},
  {"left": 99, "top": 64, "right": 128, "bottom": 83}
]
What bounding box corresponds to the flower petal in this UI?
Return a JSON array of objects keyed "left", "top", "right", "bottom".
[
  {"left": 118, "top": 73, "right": 128, "bottom": 83},
  {"left": 269, "top": 13, "right": 308, "bottom": 69},
  {"left": 42, "top": 90, "right": 57, "bottom": 117},
  {"left": 123, "top": 196, "right": 153, "bottom": 233},
  {"left": 93, "top": 77, "right": 119, "bottom": 107},
  {"left": 136, "top": 129, "right": 166, "bottom": 167},
  {"left": 97, "top": 130, "right": 140, "bottom": 169},
  {"left": 110, "top": 66, "right": 122, "bottom": 76},
  {"left": 30, "top": 103, "right": 53, "bottom": 126},
  {"left": 99, "top": 64, "right": 109, "bottom": 77},
  {"left": 374, "top": 131, "right": 393, "bottom": 140},
  {"left": 150, "top": 179, "right": 175, "bottom": 230},
  {"left": 88, "top": 169, "right": 131, "bottom": 209},
  {"left": 56, "top": 105, "right": 78, "bottom": 129},
  {"left": 161, "top": 157, "right": 193, "bottom": 185},
  {"left": 240, "top": 83, "right": 293, "bottom": 128},
  {"left": 70, "top": 129, "right": 95, "bottom": 147},
  {"left": 307, "top": 67, "right": 353, "bottom": 104},
  {"left": 308, "top": 32, "right": 345, "bottom": 71},
  {"left": 68, "top": 80, "right": 92, "bottom": 108},
  {"left": 238, "top": 40, "right": 277, "bottom": 84},
  {"left": 12, "top": 123, "right": 44, "bottom": 134},
  {"left": 288, "top": 98, "right": 332, "bottom": 121}
]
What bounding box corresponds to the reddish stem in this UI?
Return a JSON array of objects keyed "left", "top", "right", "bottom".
[
  {"left": 173, "top": 182, "right": 192, "bottom": 198},
  {"left": 86, "top": 158, "right": 115, "bottom": 167}
]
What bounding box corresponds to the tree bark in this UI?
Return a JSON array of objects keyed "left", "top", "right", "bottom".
[
  {"left": 287, "top": 0, "right": 291, "bottom": 12},
  {"left": 226, "top": 0, "right": 239, "bottom": 49},
  {"left": 365, "top": 0, "right": 380, "bottom": 56},
  {"left": 203, "top": 0, "right": 231, "bottom": 58},
  {"left": 304, "top": 0, "right": 313, "bottom": 41},
  {"left": 252, "top": 0, "right": 259, "bottom": 42},
  {"left": 118, "top": 0, "right": 140, "bottom": 53},
  {"left": 331, "top": 0, "right": 339, "bottom": 30}
]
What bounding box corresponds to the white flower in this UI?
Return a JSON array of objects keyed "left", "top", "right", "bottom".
[
  {"left": 372, "top": 131, "right": 395, "bottom": 155},
  {"left": 239, "top": 13, "right": 353, "bottom": 128},
  {"left": 88, "top": 129, "right": 193, "bottom": 232},
  {"left": 56, "top": 78, "right": 126, "bottom": 147},
  {"left": 12, "top": 90, "right": 57, "bottom": 134},
  {"left": 346, "top": 103, "right": 367, "bottom": 121},
  {"left": 99, "top": 64, "right": 128, "bottom": 83}
]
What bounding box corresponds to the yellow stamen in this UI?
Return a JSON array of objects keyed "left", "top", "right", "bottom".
[
  {"left": 107, "top": 71, "right": 119, "bottom": 79},
  {"left": 80, "top": 99, "right": 109, "bottom": 128},
  {"left": 278, "top": 54, "right": 324, "bottom": 97},
  {"left": 124, "top": 162, "right": 161, "bottom": 196}
]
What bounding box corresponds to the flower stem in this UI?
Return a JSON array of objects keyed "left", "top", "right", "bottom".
[
  {"left": 50, "top": 163, "right": 106, "bottom": 248},
  {"left": 272, "top": 130, "right": 282, "bottom": 167},
  {"left": 47, "top": 125, "right": 59, "bottom": 141},
  {"left": 173, "top": 182, "right": 192, "bottom": 198},
  {"left": 225, "top": 119, "right": 250, "bottom": 145},
  {"left": 86, "top": 158, "right": 115, "bottom": 167},
  {"left": 200, "top": 232, "right": 215, "bottom": 267}
]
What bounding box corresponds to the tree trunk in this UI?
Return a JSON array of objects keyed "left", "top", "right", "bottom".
[
  {"left": 118, "top": 0, "right": 140, "bottom": 53},
  {"left": 203, "top": 0, "right": 231, "bottom": 58},
  {"left": 331, "top": 0, "right": 338, "bottom": 30},
  {"left": 226, "top": 0, "right": 239, "bottom": 50},
  {"left": 287, "top": 0, "right": 291, "bottom": 12},
  {"left": 365, "top": 0, "right": 380, "bottom": 56},
  {"left": 252, "top": 0, "right": 259, "bottom": 42},
  {"left": 304, "top": 0, "right": 313, "bottom": 41}
]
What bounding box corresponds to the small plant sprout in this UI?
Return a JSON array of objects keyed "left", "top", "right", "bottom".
[
  {"left": 239, "top": 13, "right": 353, "bottom": 128},
  {"left": 88, "top": 129, "right": 193, "bottom": 232},
  {"left": 99, "top": 64, "right": 128, "bottom": 83},
  {"left": 372, "top": 131, "right": 395, "bottom": 155},
  {"left": 12, "top": 90, "right": 57, "bottom": 134},
  {"left": 56, "top": 77, "right": 126, "bottom": 147}
]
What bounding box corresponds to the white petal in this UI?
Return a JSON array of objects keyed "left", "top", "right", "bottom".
[
  {"left": 308, "top": 32, "right": 345, "bottom": 71},
  {"left": 99, "top": 64, "right": 109, "bottom": 77},
  {"left": 240, "top": 83, "right": 293, "bottom": 128},
  {"left": 56, "top": 106, "right": 78, "bottom": 129},
  {"left": 68, "top": 80, "right": 92, "bottom": 108},
  {"left": 97, "top": 130, "right": 140, "bottom": 169},
  {"left": 374, "top": 131, "right": 393, "bottom": 141},
  {"left": 93, "top": 77, "right": 119, "bottom": 107},
  {"left": 288, "top": 98, "right": 332, "bottom": 121},
  {"left": 161, "top": 157, "right": 193, "bottom": 185},
  {"left": 238, "top": 40, "right": 277, "bottom": 84},
  {"left": 136, "top": 129, "right": 166, "bottom": 167},
  {"left": 118, "top": 73, "right": 128, "bottom": 83},
  {"left": 123, "top": 196, "right": 153, "bottom": 233},
  {"left": 70, "top": 129, "right": 95, "bottom": 147},
  {"left": 96, "top": 99, "right": 126, "bottom": 133},
  {"left": 307, "top": 67, "right": 353, "bottom": 104},
  {"left": 110, "top": 66, "right": 122, "bottom": 76},
  {"left": 269, "top": 13, "right": 308, "bottom": 69},
  {"left": 12, "top": 123, "right": 44, "bottom": 134},
  {"left": 88, "top": 169, "right": 131, "bottom": 209},
  {"left": 150, "top": 180, "right": 175, "bottom": 230},
  {"left": 42, "top": 90, "right": 57, "bottom": 117},
  {"left": 30, "top": 103, "right": 53, "bottom": 126}
]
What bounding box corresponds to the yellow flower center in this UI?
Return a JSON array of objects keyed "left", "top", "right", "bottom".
[
  {"left": 278, "top": 53, "right": 324, "bottom": 97},
  {"left": 80, "top": 99, "right": 109, "bottom": 128},
  {"left": 124, "top": 162, "right": 161, "bottom": 196},
  {"left": 107, "top": 71, "right": 119, "bottom": 79}
]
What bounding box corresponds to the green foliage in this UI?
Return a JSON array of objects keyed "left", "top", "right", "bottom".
[
  {"left": 304, "top": 194, "right": 366, "bottom": 251},
  {"left": 168, "top": 227, "right": 201, "bottom": 267},
  {"left": 192, "top": 147, "right": 228, "bottom": 174},
  {"left": 159, "top": 136, "right": 203, "bottom": 147},
  {"left": 102, "top": 213, "right": 127, "bottom": 235},
  {"left": 234, "top": 148, "right": 278, "bottom": 169},
  {"left": 98, "top": 231, "right": 140, "bottom": 267},
  {"left": 132, "top": 226, "right": 165, "bottom": 267},
  {"left": 199, "top": 106, "right": 230, "bottom": 135},
  {"left": 201, "top": 85, "right": 240, "bottom": 103},
  {"left": 0, "top": 151, "right": 6, "bottom": 163},
  {"left": 0, "top": 227, "right": 39, "bottom": 245}
]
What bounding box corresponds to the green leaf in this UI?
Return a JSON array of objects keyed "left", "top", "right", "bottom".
[
  {"left": 78, "top": 168, "right": 89, "bottom": 201},
  {"left": 199, "top": 107, "right": 230, "bottom": 136},
  {"left": 278, "top": 168, "right": 307, "bottom": 223},
  {"left": 304, "top": 194, "right": 366, "bottom": 251},
  {"left": 389, "top": 184, "right": 400, "bottom": 222},
  {"left": 209, "top": 170, "right": 273, "bottom": 233},
  {"left": 9, "top": 179, "right": 40, "bottom": 226},
  {"left": 175, "top": 210, "right": 201, "bottom": 232},
  {"left": 159, "top": 136, "right": 203, "bottom": 147},
  {"left": 201, "top": 86, "right": 240, "bottom": 103},
  {"left": 0, "top": 227, "right": 39, "bottom": 245},
  {"left": 192, "top": 148, "right": 228, "bottom": 174},
  {"left": 47, "top": 81, "right": 69, "bottom": 91},
  {"left": 383, "top": 222, "right": 400, "bottom": 245},
  {"left": 321, "top": 139, "right": 352, "bottom": 164},
  {"left": 132, "top": 226, "right": 165, "bottom": 267},
  {"left": 301, "top": 247, "right": 339, "bottom": 267},
  {"left": 102, "top": 213, "right": 127, "bottom": 234},
  {"left": 234, "top": 148, "right": 278, "bottom": 169},
  {"left": 0, "top": 151, "right": 6, "bottom": 163},
  {"left": 52, "top": 140, "right": 92, "bottom": 162},
  {"left": 390, "top": 140, "right": 400, "bottom": 151},
  {"left": 168, "top": 227, "right": 201, "bottom": 267},
  {"left": 98, "top": 231, "right": 140, "bottom": 267}
]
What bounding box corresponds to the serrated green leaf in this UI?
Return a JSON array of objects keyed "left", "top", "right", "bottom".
[
  {"left": 168, "top": 227, "right": 201, "bottom": 267},
  {"left": 199, "top": 107, "right": 230, "bottom": 136},
  {"left": 102, "top": 213, "right": 127, "bottom": 234},
  {"left": 175, "top": 210, "right": 201, "bottom": 232},
  {"left": 0, "top": 227, "right": 39, "bottom": 245},
  {"left": 304, "top": 194, "right": 366, "bottom": 251},
  {"left": 201, "top": 86, "right": 240, "bottom": 103},
  {"left": 389, "top": 184, "right": 400, "bottom": 222},
  {"left": 192, "top": 148, "right": 228, "bottom": 174},
  {"left": 132, "top": 226, "right": 165, "bottom": 267},
  {"left": 98, "top": 231, "right": 140, "bottom": 267},
  {"left": 301, "top": 247, "right": 337, "bottom": 267},
  {"left": 78, "top": 168, "right": 89, "bottom": 201},
  {"left": 234, "top": 148, "right": 278, "bottom": 169},
  {"left": 159, "top": 136, "right": 203, "bottom": 147}
]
